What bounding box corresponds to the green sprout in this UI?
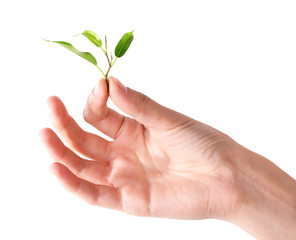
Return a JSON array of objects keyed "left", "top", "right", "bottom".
[{"left": 43, "top": 30, "right": 134, "bottom": 90}]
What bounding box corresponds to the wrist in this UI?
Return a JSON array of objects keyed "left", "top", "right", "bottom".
[{"left": 229, "top": 148, "right": 296, "bottom": 240}]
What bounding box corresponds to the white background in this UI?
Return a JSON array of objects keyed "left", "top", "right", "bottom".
[{"left": 0, "top": 0, "right": 295, "bottom": 239}]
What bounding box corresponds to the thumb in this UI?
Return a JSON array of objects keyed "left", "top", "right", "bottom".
[{"left": 108, "top": 76, "right": 189, "bottom": 130}]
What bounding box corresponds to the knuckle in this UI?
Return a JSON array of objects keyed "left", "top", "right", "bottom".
[
  {"left": 83, "top": 108, "right": 91, "bottom": 123},
  {"left": 138, "top": 91, "right": 151, "bottom": 105},
  {"left": 83, "top": 104, "right": 109, "bottom": 124}
]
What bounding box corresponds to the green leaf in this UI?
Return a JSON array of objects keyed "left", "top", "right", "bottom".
[
  {"left": 43, "top": 39, "right": 97, "bottom": 65},
  {"left": 80, "top": 30, "right": 102, "bottom": 48},
  {"left": 115, "top": 30, "right": 134, "bottom": 58}
]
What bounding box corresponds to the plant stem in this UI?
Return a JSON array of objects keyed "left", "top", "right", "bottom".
[
  {"left": 104, "top": 51, "right": 111, "bottom": 66},
  {"left": 111, "top": 57, "right": 118, "bottom": 68},
  {"left": 105, "top": 57, "right": 118, "bottom": 79},
  {"left": 98, "top": 37, "right": 118, "bottom": 93},
  {"left": 95, "top": 65, "right": 106, "bottom": 78}
]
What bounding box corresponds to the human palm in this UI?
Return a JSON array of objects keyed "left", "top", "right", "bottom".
[{"left": 40, "top": 77, "right": 241, "bottom": 221}]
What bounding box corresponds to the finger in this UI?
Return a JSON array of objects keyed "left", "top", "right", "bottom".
[
  {"left": 47, "top": 96, "right": 109, "bottom": 161},
  {"left": 50, "top": 162, "right": 122, "bottom": 210},
  {"left": 108, "top": 76, "right": 189, "bottom": 130},
  {"left": 39, "top": 128, "right": 110, "bottom": 185},
  {"left": 83, "top": 78, "right": 126, "bottom": 139}
]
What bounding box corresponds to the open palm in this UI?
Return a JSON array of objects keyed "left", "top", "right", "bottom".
[{"left": 40, "top": 77, "right": 242, "bottom": 220}]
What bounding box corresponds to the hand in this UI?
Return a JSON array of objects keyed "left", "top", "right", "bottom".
[
  {"left": 40, "top": 77, "right": 242, "bottom": 219},
  {"left": 40, "top": 77, "right": 296, "bottom": 240}
]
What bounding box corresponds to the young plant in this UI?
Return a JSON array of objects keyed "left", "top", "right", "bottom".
[{"left": 43, "top": 30, "right": 134, "bottom": 90}]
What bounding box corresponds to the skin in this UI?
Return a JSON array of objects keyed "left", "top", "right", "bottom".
[{"left": 40, "top": 77, "right": 296, "bottom": 239}]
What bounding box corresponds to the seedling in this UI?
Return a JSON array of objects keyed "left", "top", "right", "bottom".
[{"left": 43, "top": 30, "right": 134, "bottom": 90}]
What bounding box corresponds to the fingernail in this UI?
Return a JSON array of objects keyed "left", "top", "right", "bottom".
[
  {"left": 114, "top": 78, "right": 127, "bottom": 93},
  {"left": 93, "top": 82, "right": 100, "bottom": 96}
]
